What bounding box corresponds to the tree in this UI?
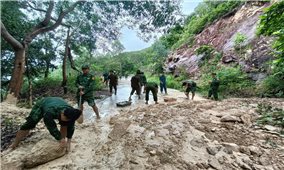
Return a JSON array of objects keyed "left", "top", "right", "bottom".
[
  {"left": 1, "top": 0, "right": 83, "bottom": 98},
  {"left": 258, "top": 1, "right": 284, "bottom": 95},
  {"left": 1, "top": 0, "right": 182, "bottom": 99}
]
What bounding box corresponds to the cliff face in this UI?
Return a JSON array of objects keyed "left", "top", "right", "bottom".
[{"left": 166, "top": 2, "right": 273, "bottom": 82}]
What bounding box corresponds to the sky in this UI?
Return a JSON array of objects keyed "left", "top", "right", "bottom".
[{"left": 120, "top": 0, "right": 201, "bottom": 52}]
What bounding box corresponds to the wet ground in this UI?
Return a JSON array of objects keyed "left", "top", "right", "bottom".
[{"left": 83, "top": 77, "right": 201, "bottom": 122}]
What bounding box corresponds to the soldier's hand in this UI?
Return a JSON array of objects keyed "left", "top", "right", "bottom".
[{"left": 80, "top": 91, "right": 84, "bottom": 96}]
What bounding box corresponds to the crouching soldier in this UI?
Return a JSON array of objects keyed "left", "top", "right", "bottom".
[
  {"left": 145, "top": 82, "right": 159, "bottom": 104},
  {"left": 182, "top": 80, "right": 196, "bottom": 100},
  {"left": 10, "top": 97, "right": 82, "bottom": 152}
]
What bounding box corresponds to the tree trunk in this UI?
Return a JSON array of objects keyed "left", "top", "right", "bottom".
[
  {"left": 62, "top": 28, "right": 70, "bottom": 95},
  {"left": 8, "top": 48, "right": 26, "bottom": 97},
  {"left": 44, "top": 61, "right": 50, "bottom": 78}
]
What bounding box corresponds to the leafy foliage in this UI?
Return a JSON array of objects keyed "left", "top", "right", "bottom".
[
  {"left": 233, "top": 32, "right": 247, "bottom": 50},
  {"left": 258, "top": 1, "right": 284, "bottom": 97},
  {"left": 256, "top": 103, "right": 284, "bottom": 129}
]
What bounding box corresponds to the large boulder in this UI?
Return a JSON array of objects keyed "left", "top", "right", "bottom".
[
  {"left": 23, "top": 139, "right": 66, "bottom": 168},
  {"left": 1, "top": 139, "right": 66, "bottom": 169}
]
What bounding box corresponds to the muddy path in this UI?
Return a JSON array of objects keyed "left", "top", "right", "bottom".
[{"left": 1, "top": 79, "right": 284, "bottom": 170}]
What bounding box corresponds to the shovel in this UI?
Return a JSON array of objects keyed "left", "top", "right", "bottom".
[{"left": 77, "top": 89, "right": 84, "bottom": 124}]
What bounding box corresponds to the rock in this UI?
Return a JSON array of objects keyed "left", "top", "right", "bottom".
[
  {"left": 222, "top": 54, "right": 237, "bottom": 63},
  {"left": 23, "top": 139, "right": 66, "bottom": 168},
  {"left": 239, "top": 146, "right": 251, "bottom": 155},
  {"left": 240, "top": 114, "right": 252, "bottom": 126},
  {"left": 263, "top": 125, "right": 277, "bottom": 132},
  {"left": 164, "top": 98, "right": 177, "bottom": 102},
  {"left": 235, "top": 157, "right": 252, "bottom": 170},
  {"left": 149, "top": 150, "right": 157, "bottom": 156},
  {"left": 222, "top": 143, "right": 240, "bottom": 154},
  {"left": 259, "top": 155, "right": 271, "bottom": 166},
  {"left": 208, "top": 157, "right": 222, "bottom": 170},
  {"left": 248, "top": 146, "right": 262, "bottom": 156},
  {"left": 220, "top": 115, "right": 241, "bottom": 123},
  {"left": 108, "top": 120, "right": 131, "bottom": 140},
  {"left": 157, "top": 129, "right": 170, "bottom": 138},
  {"left": 206, "top": 146, "right": 221, "bottom": 156},
  {"left": 1, "top": 161, "right": 23, "bottom": 170}
]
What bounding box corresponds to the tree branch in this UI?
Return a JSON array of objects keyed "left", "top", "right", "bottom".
[
  {"left": 1, "top": 21, "right": 23, "bottom": 50},
  {"left": 25, "top": 1, "right": 82, "bottom": 42},
  {"left": 26, "top": 2, "right": 71, "bottom": 28}
]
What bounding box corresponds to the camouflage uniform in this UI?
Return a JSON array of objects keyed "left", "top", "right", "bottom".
[
  {"left": 76, "top": 72, "right": 95, "bottom": 107},
  {"left": 20, "top": 97, "right": 75, "bottom": 140},
  {"left": 145, "top": 82, "right": 158, "bottom": 102},
  {"left": 183, "top": 80, "right": 196, "bottom": 93},
  {"left": 130, "top": 74, "right": 141, "bottom": 95},
  {"left": 208, "top": 77, "right": 220, "bottom": 100}
]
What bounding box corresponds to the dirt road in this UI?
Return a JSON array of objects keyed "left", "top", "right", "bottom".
[{"left": 1, "top": 80, "right": 284, "bottom": 170}]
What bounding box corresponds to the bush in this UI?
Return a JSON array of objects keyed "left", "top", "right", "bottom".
[
  {"left": 198, "top": 66, "right": 255, "bottom": 98},
  {"left": 256, "top": 103, "right": 284, "bottom": 129}
]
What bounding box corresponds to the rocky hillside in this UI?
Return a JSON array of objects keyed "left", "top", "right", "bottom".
[{"left": 166, "top": 2, "right": 273, "bottom": 82}]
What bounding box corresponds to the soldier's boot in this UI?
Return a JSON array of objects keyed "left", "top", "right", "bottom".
[{"left": 10, "top": 130, "right": 30, "bottom": 149}]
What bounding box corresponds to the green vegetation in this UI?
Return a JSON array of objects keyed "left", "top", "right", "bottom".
[
  {"left": 257, "top": 1, "right": 284, "bottom": 97},
  {"left": 234, "top": 32, "right": 247, "bottom": 51},
  {"left": 257, "top": 103, "right": 284, "bottom": 130}
]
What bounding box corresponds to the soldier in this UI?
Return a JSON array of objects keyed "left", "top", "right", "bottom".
[
  {"left": 103, "top": 72, "right": 109, "bottom": 86},
  {"left": 10, "top": 97, "right": 82, "bottom": 151},
  {"left": 145, "top": 82, "right": 159, "bottom": 104},
  {"left": 159, "top": 73, "right": 167, "bottom": 94},
  {"left": 208, "top": 73, "right": 220, "bottom": 100},
  {"left": 139, "top": 72, "right": 147, "bottom": 93},
  {"left": 76, "top": 64, "right": 100, "bottom": 119},
  {"left": 129, "top": 70, "right": 142, "bottom": 101},
  {"left": 182, "top": 80, "right": 197, "bottom": 100},
  {"left": 108, "top": 70, "right": 118, "bottom": 95}
]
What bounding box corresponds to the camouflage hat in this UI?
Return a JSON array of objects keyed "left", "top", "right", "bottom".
[{"left": 82, "top": 64, "right": 89, "bottom": 69}]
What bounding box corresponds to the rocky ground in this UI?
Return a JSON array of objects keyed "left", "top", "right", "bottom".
[{"left": 1, "top": 91, "right": 284, "bottom": 170}]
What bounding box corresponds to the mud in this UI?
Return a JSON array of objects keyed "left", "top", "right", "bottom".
[{"left": 1, "top": 80, "right": 284, "bottom": 170}]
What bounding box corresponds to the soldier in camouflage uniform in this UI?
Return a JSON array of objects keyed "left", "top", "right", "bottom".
[
  {"left": 145, "top": 82, "right": 159, "bottom": 104},
  {"left": 76, "top": 65, "right": 100, "bottom": 119},
  {"left": 182, "top": 80, "right": 196, "bottom": 100},
  {"left": 10, "top": 97, "right": 82, "bottom": 151},
  {"left": 129, "top": 70, "right": 142, "bottom": 101},
  {"left": 208, "top": 73, "right": 220, "bottom": 100}
]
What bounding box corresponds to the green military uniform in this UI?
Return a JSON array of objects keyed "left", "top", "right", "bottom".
[
  {"left": 20, "top": 97, "right": 75, "bottom": 140},
  {"left": 183, "top": 80, "right": 196, "bottom": 93},
  {"left": 140, "top": 72, "right": 147, "bottom": 86},
  {"left": 145, "top": 82, "right": 158, "bottom": 102},
  {"left": 208, "top": 77, "right": 220, "bottom": 100},
  {"left": 76, "top": 72, "right": 95, "bottom": 106},
  {"left": 130, "top": 74, "right": 141, "bottom": 95}
]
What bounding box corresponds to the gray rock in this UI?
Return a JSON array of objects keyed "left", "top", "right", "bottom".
[
  {"left": 259, "top": 155, "right": 271, "bottom": 166},
  {"left": 240, "top": 114, "right": 252, "bottom": 126},
  {"left": 263, "top": 125, "right": 277, "bottom": 132},
  {"left": 108, "top": 120, "right": 131, "bottom": 140},
  {"left": 248, "top": 146, "right": 262, "bottom": 156},
  {"left": 220, "top": 115, "right": 241, "bottom": 123},
  {"left": 239, "top": 146, "right": 251, "bottom": 155},
  {"left": 208, "top": 158, "right": 222, "bottom": 170},
  {"left": 206, "top": 146, "right": 221, "bottom": 156},
  {"left": 222, "top": 143, "right": 240, "bottom": 154},
  {"left": 24, "top": 139, "right": 66, "bottom": 168}
]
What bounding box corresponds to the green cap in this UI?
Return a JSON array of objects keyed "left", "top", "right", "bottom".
[{"left": 82, "top": 64, "right": 89, "bottom": 69}]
